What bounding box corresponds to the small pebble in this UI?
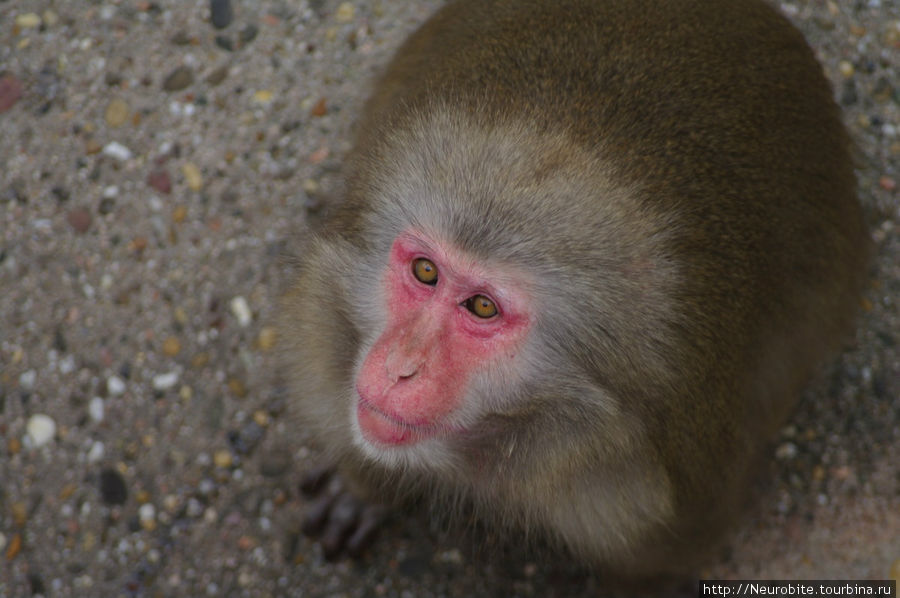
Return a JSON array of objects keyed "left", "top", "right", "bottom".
[
  {"left": 152, "top": 371, "right": 180, "bottom": 391},
  {"left": 85, "top": 139, "right": 103, "bottom": 155},
  {"left": 11, "top": 502, "right": 27, "bottom": 526},
  {"left": 5, "top": 533, "right": 22, "bottom": 560},
  {"left": 215, "top": 35, "right": 234, "bottom": 52},
  {"left": 227, "top": 378, "right": 247, "bottom": 398},
  {"left": 253, "top": 410, "right": 269, "bottom": 427},
  {"left": 15, "top": 13, "right": 42, "bottom": 28},
  {"left": 309, "top": 146, "right": 329, "bottom": 164},
  {"left": 0, "top": 533, "right": 6, "bottom": 553},
  {"left": 239, "top": 24, "right": 258, "bottom": 44},
  {"left": 257, "top": 327, "right": 276, "bottom": 351},
  {"left": 879, "top": 176, "right": 896, "bottom": 192},
  {"left": 88, "top": 397, "right": 105, "bottom": 423},
  {"left": 172, "top": 205, "right": 188, "bottom": 223},
  {"left": 67, "top": 208, "right": 93, "bottom": 233},
  {"left": 310, "top": 98, "right": 328, "bottom": 117},
  {"left": 0, "top": 75, "right": 24, "bottom": 113},
  {"left": 205, "top": 65, "right": 229, "bottom": 86},
  {"left": 138, "top": 503, "right": 156, "bottom": 525},
  {"left": 102, "top": 141, "right": 134, "bottom": 162},
  {"left": 838, "top": 60, "right": 854, "bottom": 77},
  {"left": 230, "top": 296, "right": 252, "bottom": 326},
  {"left": 335, "top": 2, "right": 355, "bottom": 23},
  {"left": 42, "top": 9, "right": 58, "bottom": 27},
  {"left": 107, "top": 375, "right": 126, "bottom": 396},
  {"left": 147, "top": 169, "right": 172, "bottom": 194},
  {"left": 105, "top": 98, "right": 130, "bottom": 127},
  {"left": 162, "top": 336, "right": 182, "bottom": 357},
  {"left": 213, "top": 449, "right": 233, "bottom": 468},
  {"left": 19, "top": 369, "right": 36, "bottom": 390},
  {"left": 7, "top": 437, "right": 21, "bottom": 455},
  {"left": 775, "top": 442, "right": 797, "bottom": 460},
  {"left": 26, "top": 414, "right": 57, "bottom": 447},
  {"left": 98, "top": 197, "right": 115, "bottom": 215},
  {"left": 252, "top": 89, "right": 273, "bottom": 105},
  {"left": 210, "top": 0, "right": 233, "bottom": 29},
  {"left": 99, "top": 468, "right": 128, "bottom": 505},
  {"left": 171, "top": 30, "right": 192, "bottom": 45},
  {"left": 162, "top": 66, "right": 194, "bottom": 92},
  {"left": 87, "top": 441, "right": 105, "bottom": 463},
  {"left": 439, "top": 549, "right": 464, "bottom": 565},
  {"left": 890, "top": 557, "right": 900, "bottom": 581},
  {"left": 163, "top": 494, "right": 180, "bottom": 514},
  {"left": 58, "top": 355, "right": 76, "bottom": 374},
  {"left": 182, "top": 162, "right": 203, "bottom": 191}
]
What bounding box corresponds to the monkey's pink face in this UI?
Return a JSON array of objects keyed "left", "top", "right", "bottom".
[{"left": 355, "top": 232, "right": 532, "bottom": 447}]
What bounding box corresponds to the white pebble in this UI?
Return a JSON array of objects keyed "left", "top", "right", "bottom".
[
  {"left": 26, "top": 414, "right": 57, "bottom": 447},
  {"left": 88, "top": 397, "right": 105, "bottom": 422},
  {"left": 153, "top": 371, "right": 179, "bottom": 391},
  {"left": 87, "top": 441, "right": 105, "bottom": 463},
  {"left": 107, "top": 375, "right": 126, "bottom": 396},
  {"left": 139, "top": 503, "right": 156, "bottom": 523},
  {"left": 102, "top": 185, "right": 119, "bottom": 199},
  {"left": 59, "top": 355, "right": 76, "bottom": 375},
  {"left": 230, "top": 296, "right": 253, "bottom": 327},
  {"left": 775, "top": 442, "right": 798, "bottom": 460},
  {"left": 102, "top": 141, "right": 134, "bottom": 162},
  {"left": 19, "top": 369, "right": 37, "bottom": 390},
  {"left": 186, "top": 498, "right": 204, "bottom": 518}
]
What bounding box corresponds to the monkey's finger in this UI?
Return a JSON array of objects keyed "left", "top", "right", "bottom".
[
  {"left": 320, "top": 492, "right": 362, "bottom": 559},
  {"left": 299, "top": 464, "right": 335, "bottom": 497},
  {"left": 346, "top": 504, "right": 388, "bottom": 557},
  {"left": 301, "top": 489, "right": 339, "bottom": 537}
]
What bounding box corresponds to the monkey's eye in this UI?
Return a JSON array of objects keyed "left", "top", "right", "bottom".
[
  {"left": 412, "top": 258, "right": 438, "bottom": 285},
  {"left": 465, "top": 294, "right": 498, "bottom": 319}
]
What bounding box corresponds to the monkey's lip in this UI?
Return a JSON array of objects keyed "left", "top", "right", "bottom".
[{"left": 356, "top": 398, "right": 436, "bottom": 446}]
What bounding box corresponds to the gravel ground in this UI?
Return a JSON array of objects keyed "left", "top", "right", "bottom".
[{"left": 1, "top": 1, "right": 898, "bottom": 596}]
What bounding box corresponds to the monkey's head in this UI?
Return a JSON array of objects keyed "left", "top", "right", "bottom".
[{"left": 343, "top": 106, "right": 681, "bottom": 472}]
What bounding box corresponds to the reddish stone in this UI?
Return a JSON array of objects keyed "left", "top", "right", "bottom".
[
  {"left": 147, "top": 169, "right": 173, "bottom": 194},
  {"left": 0, "top": 75, "right": 23, "bottom": 113}
]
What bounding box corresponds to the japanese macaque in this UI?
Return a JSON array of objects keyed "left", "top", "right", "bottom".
[{"left": 280, "top": 0, "right": 868, "bottom": 579}]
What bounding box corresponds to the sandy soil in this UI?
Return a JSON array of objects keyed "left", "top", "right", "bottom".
[{"left": 1, "top": 1, "right": 898, "bottom": 596}]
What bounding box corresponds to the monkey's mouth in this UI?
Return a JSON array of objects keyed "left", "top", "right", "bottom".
[{"left": 356, "top": 398, "right": 437, "bottom": 447}]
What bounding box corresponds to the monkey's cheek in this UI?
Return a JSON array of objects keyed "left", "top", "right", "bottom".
[{"left": 356, "top": 400, "right": 423, "bottom": 447}]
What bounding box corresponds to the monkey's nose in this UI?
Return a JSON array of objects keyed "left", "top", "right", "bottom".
[{"left": 385, "top": 350, "right": 421, "bottom": 382}]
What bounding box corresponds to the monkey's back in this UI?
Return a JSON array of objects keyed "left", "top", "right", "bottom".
[{"left": 305, "top": 0, "right": 868, "bottom": 577}]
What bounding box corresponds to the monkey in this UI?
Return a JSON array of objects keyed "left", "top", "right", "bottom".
[{"left": 279, "top": 0, "right": 869, "bottom": 580}]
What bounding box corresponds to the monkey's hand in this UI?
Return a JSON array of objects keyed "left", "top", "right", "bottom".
[{"left": 299, "top": 465, "right": 388, "bottom": 559}]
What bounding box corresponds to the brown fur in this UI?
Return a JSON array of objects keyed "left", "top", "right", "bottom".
[{"left": 280, "top": 0, "right": 868, "bottom": 578}]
